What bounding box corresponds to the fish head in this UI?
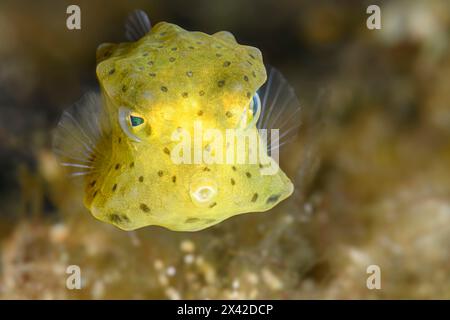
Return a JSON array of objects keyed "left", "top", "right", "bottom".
[{"left": 89, "top": 22, "right": 293, "bottom": 231}]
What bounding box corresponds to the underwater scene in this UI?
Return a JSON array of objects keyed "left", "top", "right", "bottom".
[{"left": 0, "top": 0, "right": 449, "bottom": 299}]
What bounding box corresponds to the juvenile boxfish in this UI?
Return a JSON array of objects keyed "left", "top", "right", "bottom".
[{"left": 53, "top": 10, "right": 301, "bottom": 231}]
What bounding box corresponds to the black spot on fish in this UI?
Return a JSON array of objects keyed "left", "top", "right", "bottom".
[
  {"left": 188, "top": 46, "right": 195, "bottom": 50},
  {"left": 143, "top": 52, "right": 149, "bottom": 56},
  {"left": 93, "top": 190, "right": 98, "bottom": 198},
  {"left": 109, "top": 213, "right": 130, "bottom": 224},
  {"left": 246, "top": 172, "right": 252, "bottom": 178},
  {"left": 115, "top": 163, "right": 120, "bottom": 170},
  {"left": 158, "top": 170, "right": 164, "bottom": 177},
  {"left": 109, "top": 69, "right": 115, "bottom": 75},
  {"left": 251, "top": 193, "right": 258, "bottom": 202},
  {"left": 118, "top": 137, "right": 121, "bottom": 143},
  {"left": 209, "top": 202, "right": 217, "bottom": 208},
  {"left": 216, "top": 53, "right": 222, "bottom": 57},
  {"left": 172, "top": 176, "right": 176, "bottom": 183},
  {"left": 249, "top": 53, "right": 256, "bottom": 59},
  {"left": 147, "top": 61, "right": 154, "bottom": 66},
  {"left": 266, "top": 194, "right": 281, "bottom": 204},
  {"left": 138, "top": 176, "right": 144, "bottom": 182},
  {"left": 218, "top": 80, "right": 225, "bottom": 87},
  {"left": 203, "top": 167, "right": 211, "bottom": 172},
  {"left": 223, "top": 61, "right": 231, "bottom": 67},
  {"left": 171, "top": 47, "right": 177, "bottom": 51},
  {"left": 149, "top": 73, "right": 156, "bottom": 77},
  {"left": 244, "top": 75, "right": 249, "bottom": 82},
  {"left": 182, "top": 92, "right": 189, "bottom": 98},
  {"left": 232, "top": 166, "right": 237, "bottom": 171},
  {"left": 90, "top": 180, "right": 96, "bottom": 187},
  {"left": 186, "top": 217, "right": 200, "bottom": 223},
  {"left": 246, "top": 92, "right": 251, "bottom": 98},
  {"left": 169, "top": 57, "right": 176, "bottom": 62},
  {"left": 225, "top": 111, "right": 233, "bottom": 118},
  {"left": 197, "top": 110, "right": 204, "bottom": 116},
  {"left": 161, "top": 86, "right": 168, "bottom": 92},
  {"left": 186, "top": 71, "right": 193, "bottom": 77},
  {"left": 109, "top": 214, "right": 121, "bottom": 223},
  {"left": 122, "top": 85, "right": 127, "bottom": 92},
  {"left": 112, "top": 184, "right": 117, "bottom": 192},
  {"left": 247, "top": 60, "right": 253, "bottom": 66},
  {"left": 163, "top": 147, "right": 170, "bottom": 155},
  {"left": 130, "top": 162, "right": 135, "bottom": 168},
  {"left": 199, "top": 90, "right": 205, "bottom": 96},
  {"left": 230, "top": 178, "right": 235, "bottom": 185},
  {"left": 252, "top": 71, "right": 257, "bottom": 78},
  {"left": 140, "top": 203, "right": 150, "bottom": 213}
]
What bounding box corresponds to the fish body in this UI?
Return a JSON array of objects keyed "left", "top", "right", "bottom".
[{"left": 54, "top": 13, "right": 300, "bottom": 231}]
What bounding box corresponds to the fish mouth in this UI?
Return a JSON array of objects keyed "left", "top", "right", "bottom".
[{"left": 189, "top": 176, "right": 218, "bottom": 207}]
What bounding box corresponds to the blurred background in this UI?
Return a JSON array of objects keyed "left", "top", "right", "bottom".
[{"left": 0, "top": 0, "right": 449, "bottom": 299}]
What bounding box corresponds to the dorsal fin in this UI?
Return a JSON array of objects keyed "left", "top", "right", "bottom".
[
  {"left": 52, "top": 92, "right": 111, "bottom": 178},
  {"left": 257, "top": 66, "right": 301, "bottom": 154},
  {"left": 125, "top": 10, "right": 151, "bottom": 41}
]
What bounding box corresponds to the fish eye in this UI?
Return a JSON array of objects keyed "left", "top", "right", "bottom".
[
  {"left": 250, "top": 93, "right": 261, "bottom": 117},
  {"left": 238, "top": 93, "right": 261, "bottom": 130},
  {"left": 130, "top": 115, "right": 144, "bottom": 127},
  {"left": 118, "top": 107, "right": 146, "bottom": 142}
]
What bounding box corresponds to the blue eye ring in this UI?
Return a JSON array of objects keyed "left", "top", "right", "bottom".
[
  {"left": 130, "top": 115, "right": 145, "bottom": 127},
  {"left": 251, "top": 93, "right": 261, "bottom": 116},
  {"left": 238, "top": 93, "right": 261, "bottom": 130},
  {"left": 118, "top": 107, "right": 141, "bottom": 142}
]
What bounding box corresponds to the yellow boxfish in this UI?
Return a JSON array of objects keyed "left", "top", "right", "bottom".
[{"left": 53, "top": 10, "right": 301, "bottom": 231}]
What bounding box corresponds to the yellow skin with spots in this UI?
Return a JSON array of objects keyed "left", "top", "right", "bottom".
[{"left": 86, "top": 22, "right": 293, "bottom": 231}]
